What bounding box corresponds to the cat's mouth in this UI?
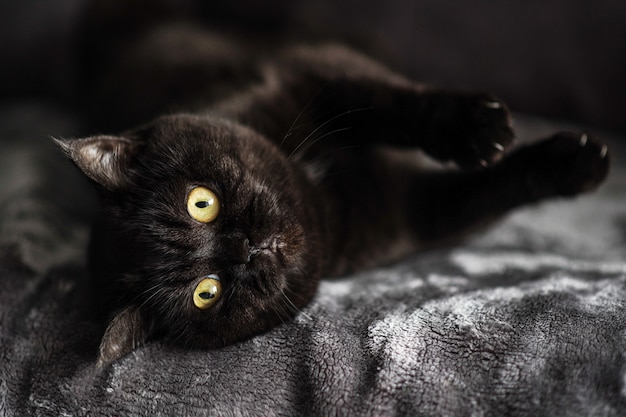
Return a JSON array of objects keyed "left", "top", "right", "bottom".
[
  {"left": 249, "top": 237, "right": 280, "bottom": 258},
  {"left": 246, "top": 237, "right": 284, "bottom": 271}
]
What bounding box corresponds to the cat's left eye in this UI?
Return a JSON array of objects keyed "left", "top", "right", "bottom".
[
  {"left": 187, "top": 186, "right": 220, "bottom": 223},
  {"left": 193, "top": 275, "right": 222, "bottom": 310}
]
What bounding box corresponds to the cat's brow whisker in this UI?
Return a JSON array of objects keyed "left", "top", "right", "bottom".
[
  {"left": 138, "top": 281, "right": 165, "bottom": 300},
  {"left": 138, "top": 289, "right": 165, "bottom": 310},
  {"left": 138, "top": 281, "right": 174, "bottom": 309}
]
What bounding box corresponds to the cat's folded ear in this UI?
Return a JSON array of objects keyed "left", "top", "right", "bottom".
[
  {"left": 54, "top": 135, "right": 140, "bottom": 191},
  {"left": 96, "top": 306, "right": 150, "bottom": 369}
]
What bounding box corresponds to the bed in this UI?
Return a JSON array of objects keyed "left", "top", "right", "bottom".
[{"left": 1, "top": 1, "right": 625, "bottom": 416}]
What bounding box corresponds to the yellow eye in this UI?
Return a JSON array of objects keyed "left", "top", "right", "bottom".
[
  {"left": 187, "top": 186, "right": 220, "bottom": 223},
  {"left": 193, "top": 275, "right": 222, "bottom": 310}
]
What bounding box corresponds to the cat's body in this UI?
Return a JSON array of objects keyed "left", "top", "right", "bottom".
[{"left": 58, "top": 6, "right": 610, "bottom": 367}]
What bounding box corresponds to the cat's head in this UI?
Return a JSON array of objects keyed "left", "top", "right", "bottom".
[{"left": 58, "top": 114, "right": 324, "bottom": 365}]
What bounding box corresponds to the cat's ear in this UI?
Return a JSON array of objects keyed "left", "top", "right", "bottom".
[
  {"left": 96, "top": 306, "right": 150, "bottom": 368},
  {"left": 54, "top": 135, "right": 140, "bottom": 191}
]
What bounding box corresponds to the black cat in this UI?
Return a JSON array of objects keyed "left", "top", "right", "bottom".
[{"left": 57, "top": 16, "right": 609, "bottom": 367}]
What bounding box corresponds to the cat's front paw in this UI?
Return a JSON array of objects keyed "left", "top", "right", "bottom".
[
  {"left": 517, "top": 131, "right": 610, "bottom": 198},
  {"left": 423, "top": 93, "right": 515, "bottom": 168}
]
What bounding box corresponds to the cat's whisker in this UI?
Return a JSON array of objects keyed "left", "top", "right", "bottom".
[
  {"left": 287, "top": 107, "right": 373, "bottom": 160},
  {"left": 224, "top": 286, "right": 237, "bottom": 306},
  {"left": 271, "top": 301, "right": 292, "bottom": 325},
  {"left": 287, "top": 107, "right": 368, "bottom": 159},
  {"left": 277, "top": 291, "right": 297, "bottom": 314},
  {"left": 279, "top": 82, "right": 330, "bottom": 151},
  {"left": 291, "top": 127, "right": 352, "bottom": 161},
  {"left": 281, "top": 288, "right": 313, "bottom": 322}
]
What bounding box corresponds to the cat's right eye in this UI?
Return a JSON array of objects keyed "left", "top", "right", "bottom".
[
  {"left": 187, "top": 186, "right": 220, "bottom": 223},
  {"left": 193, "top": 275, "right": 222, "bottom": 310}
]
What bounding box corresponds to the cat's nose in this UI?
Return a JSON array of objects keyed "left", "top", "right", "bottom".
[{"left": 219, "top": 232, "right": 251, "bottom": 265}]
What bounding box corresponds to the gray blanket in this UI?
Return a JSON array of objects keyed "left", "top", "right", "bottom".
[{"left": 1, "top": 103, "right": 625, "bottom": 416}]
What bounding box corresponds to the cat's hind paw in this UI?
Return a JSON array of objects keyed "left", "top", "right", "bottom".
[{"left": 514, "top": 131, "right": 610, "bottom": 198}]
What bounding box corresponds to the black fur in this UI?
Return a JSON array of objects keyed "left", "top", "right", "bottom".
[{"left": 58, "top": 8, "right": 610, "bottom": 367}]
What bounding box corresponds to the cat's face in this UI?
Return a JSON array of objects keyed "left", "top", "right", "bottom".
[{"left": 60, "top": 115, "right": 323, "bottom": 349}]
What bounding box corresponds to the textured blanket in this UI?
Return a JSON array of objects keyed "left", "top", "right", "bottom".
[{"left": 1, "top": 103, "right": 625, "bottom": 416}]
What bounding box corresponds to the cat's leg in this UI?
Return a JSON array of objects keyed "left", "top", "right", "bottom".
[
  {"left": 319, "top": 131, "right": 608, "bottom": 275},
  {"left": 397, "top": 90, "right": 514, "bottom": 168},
  {"left": 216, "top": 45, "right": 514, "bottom": 167},
  {"left": 408, "top": 131, "right": 609, "bottom": 244},
  {"left": 289, "top": 83, "right": 514, "bottom": 169}
]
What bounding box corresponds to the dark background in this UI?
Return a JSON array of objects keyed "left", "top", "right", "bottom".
[{"left": 1, "top": 0, "right": 624, "bottom": 134}]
